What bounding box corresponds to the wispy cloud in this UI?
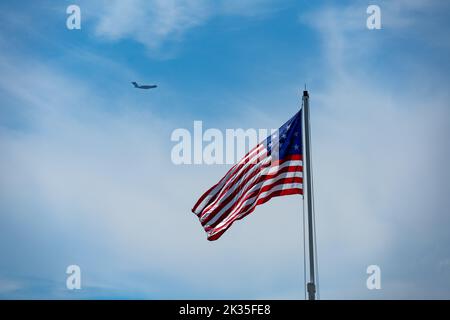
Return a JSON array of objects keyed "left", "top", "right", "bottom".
[
  {"left": 86, "top": 0, "right": 284, "bottom": 56},
  {"left": 92, "top": 0, "right": 210, "bottom": 51}
]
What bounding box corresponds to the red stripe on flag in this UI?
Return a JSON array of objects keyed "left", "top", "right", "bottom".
[
  {"left": 207, "top": 188, "right": 302, "bottom": 241},
  {"left": 201, "top": 167, "right": 302, "bottom": 227}
]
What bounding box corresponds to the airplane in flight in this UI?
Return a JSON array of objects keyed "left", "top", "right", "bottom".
[{"left": 131, "top": 82, "right": 157, "bottom": 89}]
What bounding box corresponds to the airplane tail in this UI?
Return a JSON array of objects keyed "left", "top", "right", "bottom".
[{"left": 131, "top": 82, "right": 139, "bottom": 87}]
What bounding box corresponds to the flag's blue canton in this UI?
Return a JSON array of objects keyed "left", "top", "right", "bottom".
[{"left": 266, "top": 111, "right": 303, "bottom": 160}]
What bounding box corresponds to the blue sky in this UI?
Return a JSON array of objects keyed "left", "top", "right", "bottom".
[{"left": 0, "top": 0, "right": 449, "bottom": 299}]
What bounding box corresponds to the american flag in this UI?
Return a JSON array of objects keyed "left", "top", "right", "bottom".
[{"left": 192, "top": 111, "right": 304, "bottom": 240}]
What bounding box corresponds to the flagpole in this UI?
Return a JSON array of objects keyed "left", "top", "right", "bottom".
[{"left": 302, "top": 89, "right": 317, "bottom": 300}]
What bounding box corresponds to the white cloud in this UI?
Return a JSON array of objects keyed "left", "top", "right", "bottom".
[
  {"left": 92, "top": 0, "right": 210, "bottom": 51},
  {"left": 85, "top": 0, "right": 282, "bottom": 56}
]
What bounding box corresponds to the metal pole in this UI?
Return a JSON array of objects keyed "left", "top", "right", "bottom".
[{"left": 302, "top": 89, "right": 316, "bottom": 300}]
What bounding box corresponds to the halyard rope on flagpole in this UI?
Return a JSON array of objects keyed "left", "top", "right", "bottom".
[
  {"left": 302, "top": 192, "right": 307, "bottom": 299},
  {"left": 308, "top": 109, "right": 320, "bottom": 300}
]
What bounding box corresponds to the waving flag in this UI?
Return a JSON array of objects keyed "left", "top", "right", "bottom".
[{"left": 192, "top": 111, "right": 303, "bottom": 240}]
